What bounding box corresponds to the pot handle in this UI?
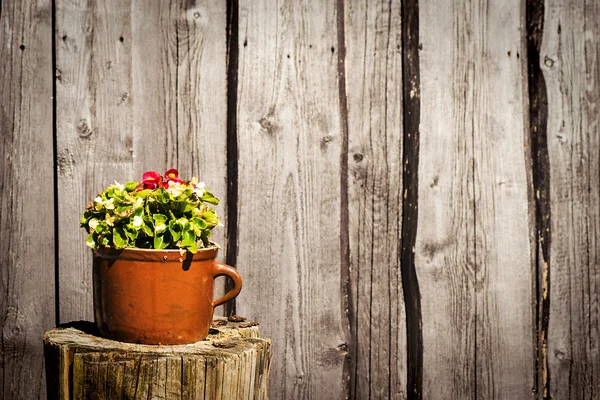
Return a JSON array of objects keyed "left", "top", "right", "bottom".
[{"left": 212, "top": 262, "right": 243, "bottom": 308}]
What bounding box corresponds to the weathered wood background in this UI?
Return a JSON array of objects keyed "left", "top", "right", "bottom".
[{"left": 0, "top": 0, "right": 598, "bottom": 399}]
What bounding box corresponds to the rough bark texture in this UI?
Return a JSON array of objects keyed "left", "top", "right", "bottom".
[{"left": 44, "top": 319, "right": 270, "bottom": 400}]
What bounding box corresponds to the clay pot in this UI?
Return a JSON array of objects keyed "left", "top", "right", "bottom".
[{"left": 92, "top": 246, "right": 242, "bottom": 344}]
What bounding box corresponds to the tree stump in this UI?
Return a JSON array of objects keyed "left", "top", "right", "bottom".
[{"left": 44, "top": 318, "right": 271, "bottom": 399}]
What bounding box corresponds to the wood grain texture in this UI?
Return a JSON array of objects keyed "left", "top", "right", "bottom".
[
  {"left": 541, "top": 0, "right": 600, "bottom": 398},
  {"left": 234, "top": 1, "right": 346, "bottom": 398},
  {"left": 418, "top": 0, "right": 534, "bottom": 398},
  {"left": 0, "top": 0, "right": 55, "bottom": 398},
  {"left": 344, "top": 0, "right": 406, "bottom": 398},
  {"left": 470, "top": 0, "right": 534, "bottom": 395},
  {"left": 56, "top": 0, "right": 136, "bottom": 323},
  {"left": 44, "top": 319, "right": 270, "bottom": 399},
  {"left": 56, "top": 0, "right": 228, "bottom": 323}
]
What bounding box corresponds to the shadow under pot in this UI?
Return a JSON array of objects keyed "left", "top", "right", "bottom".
[{"left": 92, "top": 246, "right": 242, "bottom": 345}]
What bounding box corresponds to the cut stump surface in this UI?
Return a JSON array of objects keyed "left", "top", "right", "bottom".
[{"left": 44, "top": 318, "right": 271, "bottom": 399}]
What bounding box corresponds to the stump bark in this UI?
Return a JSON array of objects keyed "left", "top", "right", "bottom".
[{"left": 44, "top": 318, "right": 271, "bottom": 399}]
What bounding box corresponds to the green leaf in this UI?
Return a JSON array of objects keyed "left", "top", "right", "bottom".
[
  {"left": 154, "top": 188, "right": 171, "bottom": 204},
  {"left": 100, "top": 236, "right": 110, "bottom": 246},
  {"left": 190, "top": 217, "right": 207, "bottom": 235},
  {"left": 124, "top": 224, "right": 138, "bottom": 241},
  {"left": 125, "top": 181, "right": 139, "bottom": 192},
  {"left": 153, "top": 214, "right": 167, "bottom": 233},
  {"left": 153, "top": 213, "right": 167, "bottom": 224},
  {"left": 94, "top": 222, "right": 107, "bottom": 234},
  {"left": 202, "top": 211, "right": 219, "bottom": 226},
  {"left": 168, "top": 219, "right": 182, "bottom": 241},
  {"left": 200, "top": 190, "right": 219, "bottom": 205},
  {"left": 132, "top": 207, "right": 144, "bottom": 218},
  {"left": 115, "top": 204, "right": 133, "bottom": 218},
  {"left": 154, "top": 234, "right": 169, "bottom": 249},
  {"left": 86, "top": 233, "right": 97, "bottom": 248},
  {"left": 200, "top": 231, "right": 210, "bottom": 247},
  {"left": 137, "top": 189, "right": 151, "bottom": 199},
  {"left": 181, "top": 229, "right": 196, "bottom": 247},
  {"left": 113, "top": 227, "right": 128, "bottom": 249},
  {"left": 185, "top": 241, "right": 198, "bottom": 254},
  {"left": 141, "top": 222, "right": 154, "bottom": 237}
]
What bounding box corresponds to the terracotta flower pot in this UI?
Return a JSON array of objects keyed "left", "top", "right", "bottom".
[{"left": 92, "top": 246, "right": 242, "bottom": 344}]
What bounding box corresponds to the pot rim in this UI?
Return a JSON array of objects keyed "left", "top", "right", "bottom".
[{"left": 93, "top": 244, "right": 220, "bottom": 262}]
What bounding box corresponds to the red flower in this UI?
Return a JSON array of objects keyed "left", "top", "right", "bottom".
[
  {"left": 142, "top": 171, "right": 162, "bottom": 189},
  {"left": 164, "top": 168, "right": 183, "bottom": 184}
]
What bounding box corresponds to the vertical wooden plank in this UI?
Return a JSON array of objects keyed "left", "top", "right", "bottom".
[
  {"left": 417, "top": 0, "right": 476, "bottom": 397},
  {"left": 344, "top": 0, "right": 406, "bottom": 398},
  {"left": 56, "top": 0, "right": 228, "bottom": 323},
  {"left": 130, "top": 0, "right": 228, "bottom": 257},
  {"left": 235, "top": 0, "right": 346, "bottom": 398},
  {"left": 56, "top": 0, "right": 135, "bottom": 322},
  {"left": 172, "top": 2, "right": 228, "bottom": 298},
  {"left": 472, "top": 0, "right": 535, "bottom": 397},
  {"left": 541, "top": 0, "right": 600, "bottom": 398},
  {"left": 129, "top": 0, "right": 175, "bottom": 171},
  {"left": 418, "top": 0, "right": 534, "bottom": 398},
  {"left": 0, "top": 0, "right": 55, "bottom": 399}
]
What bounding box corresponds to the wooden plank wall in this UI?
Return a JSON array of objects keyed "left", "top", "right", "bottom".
[
  {"left": 0, "top": 0, "right": 598, "bottom": 399},
  {"left": 55, "top": 0, "right": 228, "bottom": 323},
  {"left": 418, "top": 0, "right": 535, "bottom": 398},
  {"left": 0, "top": 1, "right": 55, "bottom": 399},
  {"left": 234, "top": 1, "right": 346, "bottom": 398},
  {"left": 541, "top": 0, "right": 600, "bottom": 398}
]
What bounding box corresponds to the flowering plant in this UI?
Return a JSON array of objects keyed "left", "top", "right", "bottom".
[{"left": 80, "top": 169, "right": 221, "bottom": 253}]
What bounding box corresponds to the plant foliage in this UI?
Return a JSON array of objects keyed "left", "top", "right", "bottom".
[{"left": 81, "top": 169, "right": 221, "bottom": 253}]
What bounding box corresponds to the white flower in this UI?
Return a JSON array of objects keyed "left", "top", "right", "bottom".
[
  {"left": 192, "top": 182, "right": 206, "bottom": 197},
  {"left": 167, "top": 181, "right": 185, "bottom": 197},
  {"left": 132, "top": 216, "right": 143, "bottom": 228},
  {"left": 112, "top": 181, "right": 125, "bottom": 191},
  {"left": 105, "top": 214, "right": 115, "bottom": 227},
  {"left": 155, "top": 223, "right": 166, "bottom": 233},
  {"left": 95, "top": 196, "right": 103, "bottom": 203},
  {"left": 105, "top": 198, "right": 115, "bottom": 210},
  {"left": 135, "top": 197, "right": 144, "bottom": 207},
  {"left": 88, "top": 218, "right": 99, "bottom": 231}
]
